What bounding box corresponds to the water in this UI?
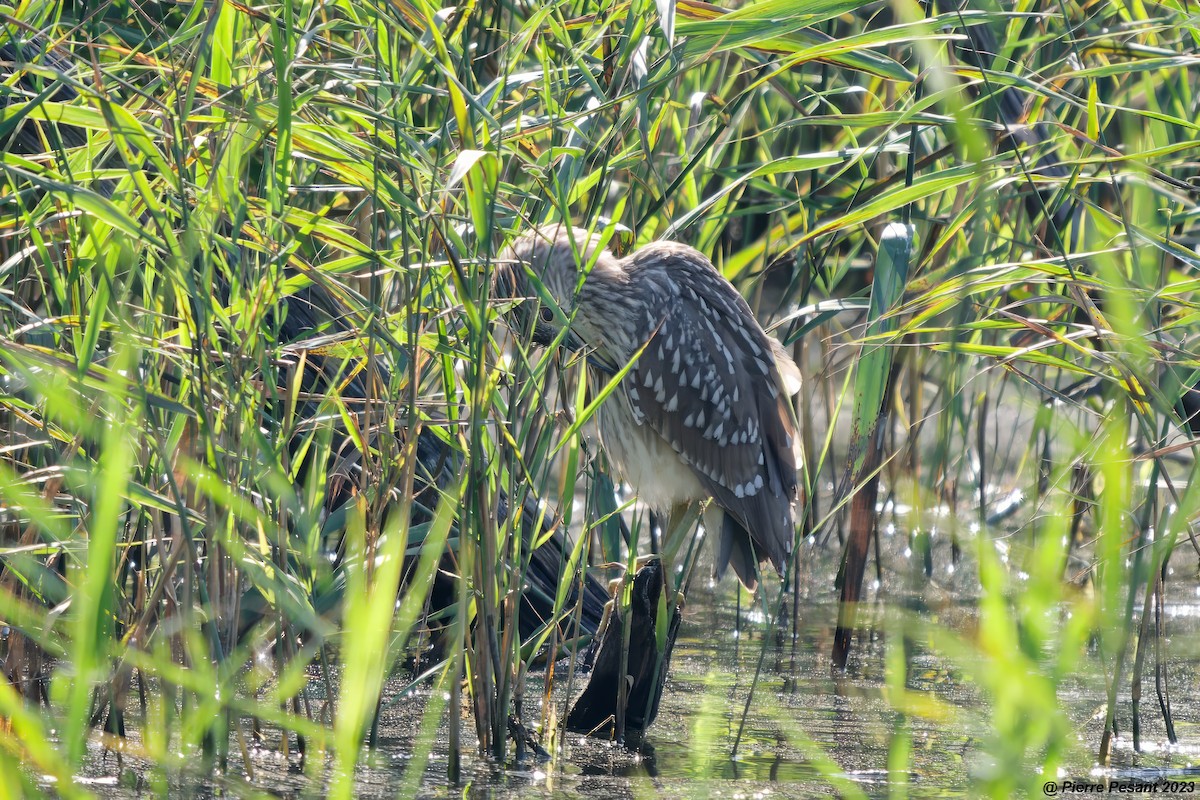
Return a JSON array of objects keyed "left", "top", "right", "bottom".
[{"left": 71, "top": 529, "right": 1200, "bottom": 798}]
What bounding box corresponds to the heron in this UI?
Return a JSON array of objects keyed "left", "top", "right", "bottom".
[{"left": 498, "top": 224, "right": 802, "bottom": 591}]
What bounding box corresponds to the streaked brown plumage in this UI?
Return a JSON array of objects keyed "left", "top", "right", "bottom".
[{"left": 499, "top": 225, "right": 801, "bottom": 589}]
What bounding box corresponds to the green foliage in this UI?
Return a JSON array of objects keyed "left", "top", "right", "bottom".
[{"left": 0, "top": 0, "right": 1198, "bottom": 795}]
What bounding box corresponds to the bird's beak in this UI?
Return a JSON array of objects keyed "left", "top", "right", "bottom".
[
  {"left": 584, "top": 350, "right": 618, "bottom": 376},
  {"left": 563, "top": 329, "right": 586, "bottom": 352},
  {"left": 558, "top": 337, "right": 615, "bottom": 375}
]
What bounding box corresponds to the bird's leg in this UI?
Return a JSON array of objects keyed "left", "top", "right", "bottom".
[
  {"left": 593, "top": 576, "right": 624, "bottom": 643},
  {"left": 647, "top": 510, "right": 662, "bottom": 556}
]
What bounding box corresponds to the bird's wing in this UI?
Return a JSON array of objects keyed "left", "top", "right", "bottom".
[{"left": 620, "top": 243, "right": 799, "bottom": 575}]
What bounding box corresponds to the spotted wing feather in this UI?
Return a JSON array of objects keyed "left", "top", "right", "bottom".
[{"left": 620, "top": 243, "right": 799, "bottom": 582}]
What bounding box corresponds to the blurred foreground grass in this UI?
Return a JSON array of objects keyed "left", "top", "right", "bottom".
[{"left": 2, "top": 0, "right": 1200, "bottom": 796}]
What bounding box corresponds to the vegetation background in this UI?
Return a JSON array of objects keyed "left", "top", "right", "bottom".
[{"left": 2, "top": 0, "right": 1200, "bottom": 796}]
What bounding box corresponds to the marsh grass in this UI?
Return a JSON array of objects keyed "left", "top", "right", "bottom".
[{"left": 2, "top": 0, "right": 1200, "bottom": 795}]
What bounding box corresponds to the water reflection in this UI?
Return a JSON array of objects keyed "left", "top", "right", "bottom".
[{"left": 73, "top": 544, "right": 1200, "bottom": 799}]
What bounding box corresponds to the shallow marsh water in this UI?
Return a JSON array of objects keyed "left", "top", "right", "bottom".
[{"left": 70, "top": 519, "right": 1200, "bottom": 798}]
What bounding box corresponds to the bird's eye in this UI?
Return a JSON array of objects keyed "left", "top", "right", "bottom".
[{"left": 539, "top": 306, "right": 555, "bottom": 323}]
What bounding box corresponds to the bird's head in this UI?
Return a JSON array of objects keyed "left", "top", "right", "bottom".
[{"left": 495, "top": 224, "right": 614, "bottom": 350}]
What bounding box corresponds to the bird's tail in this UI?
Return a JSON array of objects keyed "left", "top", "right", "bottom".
[{"left": 712, "top": 509, "right": 761, "bottom": 592}]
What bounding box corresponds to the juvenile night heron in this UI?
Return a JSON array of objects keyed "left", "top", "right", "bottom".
[{"left": 499, "top": 225, "right": 802, "bottom": 590}]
